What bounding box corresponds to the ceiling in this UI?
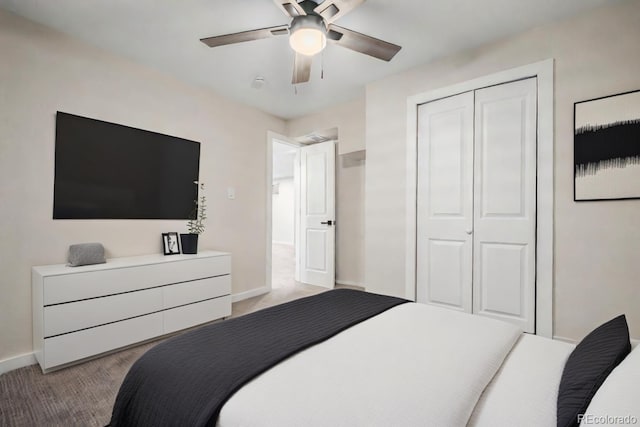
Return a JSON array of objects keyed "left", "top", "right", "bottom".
[{"left": 0, "top": 0, "right": 624, "bottom": 119}]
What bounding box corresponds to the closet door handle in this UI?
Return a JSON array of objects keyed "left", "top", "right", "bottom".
[{"left": 465, "top": 229, "right": 473, "bottom": 235}]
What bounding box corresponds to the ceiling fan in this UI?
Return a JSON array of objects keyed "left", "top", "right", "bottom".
[{"left": 200, "top": 0, "right": 402, "bottom": 84}]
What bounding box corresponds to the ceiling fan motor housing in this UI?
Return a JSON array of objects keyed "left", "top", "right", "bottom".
[{"left": 290, "top": 14, "right": 327, "bottom": 35}]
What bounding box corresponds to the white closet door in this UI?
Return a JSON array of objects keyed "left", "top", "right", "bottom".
[
  {"left": 473, "top": 78, "right": 537, "bottom": 332},
  {"left": 416, "top": 92, "right": 474, "bottom": 312}
]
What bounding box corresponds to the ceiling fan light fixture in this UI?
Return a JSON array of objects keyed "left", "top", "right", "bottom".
[{"left": 289, "top": 15, "right": 327, "bottom": 56}]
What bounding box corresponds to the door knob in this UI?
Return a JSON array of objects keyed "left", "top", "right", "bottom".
[
  {"left": 466, "top": 229, "right": 473, "bottom": 235},
  {"left": 321, "top": 220, "right": 334, "bottom": 226}
]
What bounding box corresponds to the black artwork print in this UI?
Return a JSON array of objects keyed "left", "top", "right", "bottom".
[{"left": 574, "top": 119, "right": 640, "bottom": 177}]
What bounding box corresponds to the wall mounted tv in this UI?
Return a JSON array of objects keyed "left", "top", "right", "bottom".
[{"left": 53, "top": 112, "right": 200, "bottom": 219}]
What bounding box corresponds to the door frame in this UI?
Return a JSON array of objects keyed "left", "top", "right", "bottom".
[
  {"left": 266, "top": 131, "right": 302, "bottom": 293},
  {"left": 405, "top": 59, "right": 554, "bottom": 337}
]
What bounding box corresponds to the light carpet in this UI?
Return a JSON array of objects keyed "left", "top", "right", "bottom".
[{"left": 0, "top": 283, "right": 334, "bottom": 426}]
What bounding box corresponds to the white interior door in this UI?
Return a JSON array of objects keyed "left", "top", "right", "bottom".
[
  {"left": 416, "top": 92, "right": 474, "bottom": 312},
  {"left": 299, "top": 140, "right": 335, "bottom": 288},
  {"left": 473, "top": 78, "right": 537, "bottom": 332}
]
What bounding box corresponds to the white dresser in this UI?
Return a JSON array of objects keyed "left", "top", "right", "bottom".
[{"left": 32, "top": 251, "right": 232, "bottom": 372}]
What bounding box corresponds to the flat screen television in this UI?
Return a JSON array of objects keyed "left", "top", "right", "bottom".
[{"left": 53, "top": 112, "right": 200, "bottom": 219}]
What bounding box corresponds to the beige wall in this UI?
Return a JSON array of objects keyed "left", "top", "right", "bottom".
[
  {"left": 287, "top": 98, "right": 366, "bottom": 155},
  {"left": 0, "top": 10, "right": 285, "bottom": 362},
  {"left": 286, "top": 98, "right": 366, "bottom": 285},
  {"left": 365, "top": 0, "right": 640, "bottom": 341},
  {"left": 334, "top": 154, "right": 365, "bottom": 286}
]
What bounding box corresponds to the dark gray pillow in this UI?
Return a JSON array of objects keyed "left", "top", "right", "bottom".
[
  {"left": 68, "top": 243, "right": 106, "bottom": 267},
  {"left": 557, "top": 314, "right": 631, "bottom": 427}
]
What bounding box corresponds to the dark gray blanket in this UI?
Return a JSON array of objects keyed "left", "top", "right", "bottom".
[{"left": 109, "top": 289, "right": 408, "bottom": 427}]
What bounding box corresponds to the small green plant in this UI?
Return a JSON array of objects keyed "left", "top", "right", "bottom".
[{"left": 187, "top": 182, "right": 207, "bottom": 235}]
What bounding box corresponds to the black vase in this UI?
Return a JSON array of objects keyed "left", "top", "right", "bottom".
[{"left": 180, "top": 234, "right": 199, "bottom": 254}]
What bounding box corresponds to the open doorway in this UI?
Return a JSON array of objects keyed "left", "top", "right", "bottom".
[
  {"left": 271, "top": 140, "right": 299, "bottom": 289},
  {"left": 267, "top": 130, "right": 337, "bottom": 293}
]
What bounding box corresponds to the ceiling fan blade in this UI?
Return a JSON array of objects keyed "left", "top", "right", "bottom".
[
  {"left": 327, "top": 25, "right": 401, "bottom": 61},
  {"left": 273, "top": 0, "right": 306, "bottom": 18},
  {"left": 314, "top": 0, "right": 366, "bottom": 23},
  {"left": 292, "top": 52, "right": 312, "bottom": 84},
  {"left": 200, "top": 25, "right": 289, "bottom": 48}
]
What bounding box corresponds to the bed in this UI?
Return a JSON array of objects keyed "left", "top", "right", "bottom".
[{"left": 108, "top": 289, "right": 639, "bottom": 427}]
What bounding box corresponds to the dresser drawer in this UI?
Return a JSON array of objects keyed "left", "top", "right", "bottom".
[
  {"left": 44, "top": 287, "right": 163, "bottom": 337},
  {"left": 163, "top": 296, "right": 232, "bottom": 334},
  {"left": 44, "top": 313, "right": 163, "bottom": 370},
  {"left": 163, "top": 276, "right": 230, "bottom": 309},
  {"left": 43, "top": 255, "right": 230, "bottom": 305}
]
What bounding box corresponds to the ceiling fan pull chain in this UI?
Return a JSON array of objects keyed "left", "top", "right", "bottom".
[{"left": 321, "top": 51, "right": 324, "bottom": 79}]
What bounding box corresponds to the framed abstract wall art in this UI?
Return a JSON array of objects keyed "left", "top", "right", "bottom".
[{"left": 574, "top": 89, "right": 640, "bottom": 201}]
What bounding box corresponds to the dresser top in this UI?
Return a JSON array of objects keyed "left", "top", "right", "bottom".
[{"left": 33, "top": 250, "right": 230, "bottom": 276}]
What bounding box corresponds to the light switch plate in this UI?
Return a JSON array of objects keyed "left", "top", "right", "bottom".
[{"left": 227, "top": 187, "right": 235, "bottom": 200}]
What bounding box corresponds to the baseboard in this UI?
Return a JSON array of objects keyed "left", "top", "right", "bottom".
[
  {"left": 552, "top": 335, "right": 576, "bottom": 344},
  {"left": 553, "top": 335, "right": 639, "bottom": 347},
  {"left": 232, "top": 286, "right": 270, "bottom": 303},
  {"left": 335, "top": 280, "right": 364, "bottom": 288},
  {"left": 0, "top": 352, "right": 36, "bottom": 375}
]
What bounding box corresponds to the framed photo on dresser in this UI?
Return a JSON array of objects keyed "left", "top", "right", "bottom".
[{"left": 162, "top": 232, "right": 181, "bottom": 255}]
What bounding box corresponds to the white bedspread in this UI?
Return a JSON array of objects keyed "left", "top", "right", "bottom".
[
  {"left": 218, "top": 302, "right": 521, "bottom": 427},
  {"left": 469, "top": 333, "right": 574, "bottom": 427}
]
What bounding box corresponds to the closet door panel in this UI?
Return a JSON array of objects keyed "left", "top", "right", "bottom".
[
  {"left": 416, "top": 92, "right": 474, "bottom": 312},
  {"left": 478, "top": 242, "right": 528, "bottom": 316},
  {"left": 479, "top": 96, "right": 527, "bottom": 217},
  {"left": 473, "top": 78, "right": 537, "bottom": 333},
  {"left": 426, "top": 239, "right": 466, "bottom": 308}
]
